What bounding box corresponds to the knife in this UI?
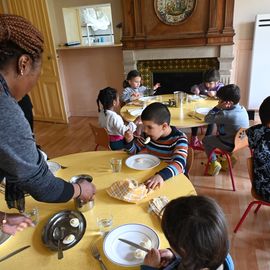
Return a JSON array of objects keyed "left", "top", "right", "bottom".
[
  {"left": 118, "top": 238, "right": 150, "bottom": 252},
  {"left": 0, "top": 245, "right": 31, "bottom": 263}
]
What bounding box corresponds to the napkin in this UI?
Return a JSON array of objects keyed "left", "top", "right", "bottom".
[
  {"left": 106, "top": 179, "right": 149, "bottom": 203},
  {"left": 148, "top": 196, "right": 169, "bottom": 219}
]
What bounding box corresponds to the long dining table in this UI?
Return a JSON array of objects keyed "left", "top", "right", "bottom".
[
  {"left": 0, "top": 151, "right": 196, "bottom": 270},
  {"left": 120, "top": 94, "right": 218, "bottom": 128}
]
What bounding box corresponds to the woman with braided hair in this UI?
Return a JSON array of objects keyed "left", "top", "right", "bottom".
[
  {"left": 97, "top": 86, "right": 139, "bottom": 150},
  {"left": 0, "top": 14, "right": 96, "bottom": 235}
]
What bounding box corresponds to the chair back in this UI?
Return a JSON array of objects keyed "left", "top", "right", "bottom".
[
  {"left": 89, "top": 123, "right": 110, "bottom": 150},
  {"left": 233, "top": 128, "right": 248, "bottom": 152},
  {"left": 186, "top": 147, "right": 194, "bottom": 177}
]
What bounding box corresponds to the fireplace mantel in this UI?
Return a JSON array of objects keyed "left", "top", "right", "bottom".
[{"left": 121, "top": 0, "right": 235, "bottom": 50}]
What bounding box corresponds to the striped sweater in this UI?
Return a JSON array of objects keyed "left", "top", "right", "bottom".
[{"left": 125, "top": 126, "right": 188, "bottom": 180}]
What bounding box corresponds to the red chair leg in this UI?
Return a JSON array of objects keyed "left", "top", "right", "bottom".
[
  {"left": 254, "top": 204, "right": 262, "bottom": 213},
  {"left": 224, "top": 153, "right": 236, "bottom": 191},
  {"left": 94, "top": 144, "right": 99, "bottom": 151},
  {"left": 234, "top": 201, "right": 261, "bottom": 233}
]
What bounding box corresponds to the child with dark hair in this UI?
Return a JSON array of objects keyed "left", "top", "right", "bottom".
[
  {"left": 190, "top": 69, "right": 224, "bottom": 149},
  {"left": 141, "top": 195, "right": 234, "bottom": 270},
  {"left": 202, "top": 84, "right": 249, "bottom": 176},
  {"left": 97, "top": 87, "right": 138, "bottom": 150},
  {"left": 124, "top": 102, "right": 188, "bottom": 189},
  {"left": 121, "top": 70, "right": 160, "bottom": 103},
  {"left": 246, "top": 96, "right": 270, "bottom": 202}
]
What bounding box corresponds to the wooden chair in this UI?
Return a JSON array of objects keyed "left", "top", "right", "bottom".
[
  {"left": 186, "top": 147, "right": 194, "bottom": 178},
  {"left": 89, "top": 123, "right": 111, "bottom": 151},
  {"left": 234, "top": 157, "right": 270, "bottom": 233},
  {"left": 204, "top": 128, "right": 248, "bottom": 191}
]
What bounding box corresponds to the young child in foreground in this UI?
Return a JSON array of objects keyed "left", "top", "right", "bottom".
[
  {"left": 121, "top": 70, "right": 160, "bottom": 104},
  {"left": 124, "top": 102, "right": 188, "bottom": 189},
  {"left": 202, "top": 84, "right": 249, "bottom": 176},
  {"left": 190, "top": 69, "right": 224, "bottom": 149},
  {"left": 97, "top": 87, "right": 138, "bottom": 150},
  {"left": 246, "top": 96, "right": 270, "bottom": 202},
  {"left": 141, "top": 195, "right": 234, "bottom": 270}
]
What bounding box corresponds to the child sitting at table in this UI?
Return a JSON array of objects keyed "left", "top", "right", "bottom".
[
  {"left": 121, "top": 70, "right": 160, "bottom": 104},
  {"left": 97, "top": 87, "right": 138, "bottom": 150},
  {"left": 124, "top": 102, "right": 188, "bottom": 189},
  {"left": 246, "top": 96, "right": 270, "bottom": 202},
  {"left": 141, "top": 195, "right": 234, "bottom": 270},
  {"left": 190, "top": 69, "right": 224, "bottom": 149},
  {"left": 202, "top": 84, "right": 249, "bottom": 176}
]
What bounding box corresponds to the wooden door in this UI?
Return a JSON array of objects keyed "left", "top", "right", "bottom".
[{"left": 2, "top": 0, "right": 68, "bottom": 123}]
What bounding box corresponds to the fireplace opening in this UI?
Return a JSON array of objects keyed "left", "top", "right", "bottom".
[
  {"left": 153, "top": 71, "right": 204, "bottom": 95},
  {"left": 137, "top": 57, "right": 219, "bottom": 95}
]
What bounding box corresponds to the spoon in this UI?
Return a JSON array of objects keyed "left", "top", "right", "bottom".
[
  {"left": 134, "top": 135, "right": 151, "bottom": 144},
  {"left": 53, "top": 227, "right": 64, "bottom": 260}
]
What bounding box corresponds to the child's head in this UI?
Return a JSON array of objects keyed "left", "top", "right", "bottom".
[
  {"left": 216, "top": 84, "right": 240, "bottom": 105},
  {"left": 259, "top": 96, "right": 270, "bottom": 126},
  {"left": 96, "top": 87, "right": 118, "bottom": 113},
  {"left": 141, "top": 102, "right": 171, "bottom": 140},
  {"left": 203, "top": 69, "right": 220, "bottom": 90},
  {"left": 123, "top": 70, "right": 142, "bottom": 89},
  {"left": 161, "top": 195, "right": 229, "bottom": 270}
]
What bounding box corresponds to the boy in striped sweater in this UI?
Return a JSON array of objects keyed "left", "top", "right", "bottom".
[{"left": 124, "top": 102, "right": 188, "bottom": 190}]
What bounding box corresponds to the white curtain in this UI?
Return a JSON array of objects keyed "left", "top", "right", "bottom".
[{"left": 81, "top": 8, "right": 110, "bottom": 31}]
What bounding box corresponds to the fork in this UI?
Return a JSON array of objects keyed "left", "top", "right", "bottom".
[{"left": 90, "top": 244, "right": 107, "bottom": 270}]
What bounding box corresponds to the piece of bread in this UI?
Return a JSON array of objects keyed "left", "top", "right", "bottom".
[
  {"left": 149, "top": 196, "right": 169, "bottom": 218},
  {"left": 106, "top": 179, "right": 149, "bottom": 203}
]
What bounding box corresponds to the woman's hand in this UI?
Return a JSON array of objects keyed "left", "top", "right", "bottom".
[
  {"left": 74, "top": 180, "right": 96, "bottom": 202},
  {"left": 0, "top": 212, "right": 34, "bottom": 235}
]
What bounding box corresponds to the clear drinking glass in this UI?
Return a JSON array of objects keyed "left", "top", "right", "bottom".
[
  {"left": 23, "top": 207, "right": 39, "bottom": 226},
  {"left": 110, "top": 158, "right": 122, "bottom": 173},
  {"left": 96, "top": 212, "right": 113, "bottom": 237}
]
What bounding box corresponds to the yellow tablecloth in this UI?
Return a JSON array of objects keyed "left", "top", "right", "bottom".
[
  {"left": 120, "top": 94, "right": 218, "bottom": 128},
  {"left": 0, "top": 151, "right": 196, "bottom": 270}
]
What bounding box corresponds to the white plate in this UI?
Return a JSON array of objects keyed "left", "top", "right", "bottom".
[
  {"left": 0, "top": 231, "right": 11, "bottom": 246},
  {"left": 125, "top": 154, "right": 160, "bottom": 170},
  {"left": 103, "top": 223, "right": 160, "bottom": 267},
  {"left": 195, "top": 107, "right": 211, "bottom": 115},
  {"left": 189, "top": 95, "right": 202, "bottom": 101},
  {"left": 127, "top": 108, "right": 143, "bottom": 117},
  {"left": 47, "top": 161, "right": 61, "bottom": 174},
  {"left": 139, "top": 96, "right": 155, "bottom": 101}
]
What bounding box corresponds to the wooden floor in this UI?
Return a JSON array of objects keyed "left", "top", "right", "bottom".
[{"left": 35, "top": 117, "right": 270, "bottom": 270}]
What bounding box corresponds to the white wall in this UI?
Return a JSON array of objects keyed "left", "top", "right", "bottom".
[{"left": 233, "top": 0, "right": 270, "bottom": 108}]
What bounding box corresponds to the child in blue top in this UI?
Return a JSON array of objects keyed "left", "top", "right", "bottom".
[
  {"left": 190, "top": 69, "right": 224, "bottom": 149},
  {"left": 202, "top": 84, "right": 249, "bottom": 176},
  {"left": 121, "top": 70, "right": 160, "bottom": 103},
  {"left": 246, "top": 96, "right": 270, "bottom": 202},
  {"left": 141, "top": 195, "right": 234, "bottom": 270}
]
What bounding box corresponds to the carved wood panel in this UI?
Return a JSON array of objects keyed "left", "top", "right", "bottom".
[{"left": 121, "top": 0, "right": 235, "bottom": 49}]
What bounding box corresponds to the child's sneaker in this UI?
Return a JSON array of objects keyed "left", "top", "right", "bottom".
[
  {"left": 190, "top": 136, "right": 204, "bottom": 150},
  {"left": 218, "top": 154, "right": 238, "bottom": 171},
  {"left": 208, "top": 160, "right": 222, "bottom": 176}
]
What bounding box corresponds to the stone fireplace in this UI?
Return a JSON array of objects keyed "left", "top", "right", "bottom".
[{"left": 123, "top": 45, "right": 234, "bottom": 93}]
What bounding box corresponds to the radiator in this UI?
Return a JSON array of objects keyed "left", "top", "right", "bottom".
[{"left": 248, "top": 14, "right": 270, "bottom": 110}]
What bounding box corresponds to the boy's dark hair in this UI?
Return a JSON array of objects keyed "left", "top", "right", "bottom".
[
  {"left": 141, "top": 102, "right": 170, "bottom": 125},
  {"left": 203, "top": 69, "right": 220, "bottom": 83},
  {"left": 123, "top": 70, "right": 141, "bottom": 88},
  {"left": 216, "top": 84, "right": 240, "bottom": 104},
  {"left": 96, "top": 87, "right": 117, "bottom": 115},
  {"left": 161, "top": 195, "right": 229, "bottom": 270},
  {"left": 259, "top": 96, "right": 270, "bottom": 126}
]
